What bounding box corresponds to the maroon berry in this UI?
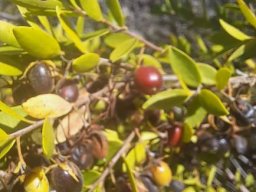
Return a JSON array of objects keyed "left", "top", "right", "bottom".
[
  {"left": 58, "top": 84, "right": 79, "bottom": 102},
  {"left": 134, "top": 66, "right": 163, "bottom": 95},
  {"left": 167, "top": 126, "right": 182, "bottom": 147}
]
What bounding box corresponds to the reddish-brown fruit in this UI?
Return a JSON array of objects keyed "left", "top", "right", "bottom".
[
  {"left": 134, "top": 66, "right": 163, "bottom": 95},
  {"left": 90, "top": 132, "right": 109, "bottom": 160},
  {"left": 167, "top": 126, "right": 182, "bottom": 147},
  {"left": 58, "top": 84, "right": 79, "bottom": 102}
]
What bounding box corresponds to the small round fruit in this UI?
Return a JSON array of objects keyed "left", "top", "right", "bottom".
[
  {"left": 169, "top": 180, "right": 185, "bottom": 192},
  {"left": 134, "top": 66, "right": 163, "bottom": 95},
  {"left": 24, "top": 167, "right": 49, "bottom": 192},
  {"left": 149, "top": 161, "right": 172, "bottom": 186},
  {"left": 58, "top": 83, "right": 79, "bottom": 102},
  {"left": 167, "top": 126, "right": 182, "bottom": 147},
  {"left": 28, "top": 62, "right": 54, "bottom": 94},
  {"left": 50, "top": 162, "right": 83, "bottom": 192}
]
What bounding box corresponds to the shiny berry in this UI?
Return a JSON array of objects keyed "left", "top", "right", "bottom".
[
  {"left": 58, "top": 83, "right": 79, "bottom": 102},
  {"left": 13, "top": 83, "right": 35, "bottom": 104},
  {"left": 169, "top": 180, "right": 185, "bottom": 192},
  {"left": 28, "top": 62, "right": 54, "bottom": 94},
  {"left": 24, "top": 167, "right": 49, "bottom": 192},
  {"left": 50, "top": 162, "right": 83, "bottom": 192},
  {"left": 134, "top": 66, "right": 163, "bottom": 95},
  {"left": 149, "top": 161, "right": 172, "bottom": 186},
  {"left": 167, "top": 126, "right": 182, "bottom": 147}
]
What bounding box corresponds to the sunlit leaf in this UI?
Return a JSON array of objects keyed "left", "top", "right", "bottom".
[
  {"left": 219, "top": 19, "right": 251, "bottom": 41},
  {"left": 0, "top": 129, "right": 9, "bottom": 146},
  {"left": 13, "top": 26, "right": 61, "bottom": 59},
  {"left": 110, "top": 38, "right": 138, "bottom": 62},
  {"left": 237, "top": 0, "right": 256, "bottom": 29},
  {"left": 106, "top": 0, "right": 125, "bottom": 26},
  {"left": 42, "top": 118, "right": 54, "bottom": 158},
  {"left": 83, "top": 170, "right": 101, "bottom": 186},
  {"left": 13, "top": 0, "right": 63, "bottom": 9},
  {"left": 197, "top": 63, "right": 217, "bottom": 85},
  {"left": 143, "top": 89, "right": 191, "bottom": 110},
  {"left": 167, "top": 47, "right": 201, "bottom": 87},
  {"left": 56, "top": 6, "right": 86, "bottom": 53},
  {"left": 104, "top": 32, "right": 131, "bottom": 48},
  {"left": 139, "top": 54, "right": 163, "bottom": 72},
  {"left": 0, "top": 62, "right": 22, "bottom": 76},
  {"left": 22, "top": 94, "right": 72, "bottom": 119},
  {"left": 73, "top": 53, "right": 100, "bottom": 72},
  {"left": 80, "top": 0, "right": 103, "bottom": 21},
  {"left": 123, "top": 158, "right": 139, "bottom": 192},
  {"left": 0, "top": 21, "right": 20, "bottom": 47},
  {"left": 0, "top": 46, "right": 24, "bottom": 55},
  {"left": 0, "top": 139, "right": 16, "bottom": 159},
  {"left": 199, "top": 89, "right": 229, "bottom": 116},
  {"left": 182, "top": 123, "right": 194, "bottom": 143},
  {"left": 216, "top": 68, "right": 232, "bottom": 90}
]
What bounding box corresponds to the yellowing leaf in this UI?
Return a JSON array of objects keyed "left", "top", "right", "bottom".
[
  {"left": 0, "top": 129, "right": 9, "bottom": 146},
  {"left": 199, "top": 89, "right": 229, "bottom": 116},
  {"left": 42, "top": 118, "right": 54, "bottom": 158},
  {"left": 73, "top": 53, "right": 100, "bottom": 72},
  {"left": 0, "top": 62, "right": 22, "bottom": 76},
  {"left": 216, "top": 68, "right": 232, "bottom": 90},
  {"left": 110, "top": 38, "right": 138, "bottom": 62},
  {"left": 0, "top": 21, "right": 20, "bottom": 47},
  {"left": 0, "top": 139, "right": 15, "bottom": 159},
  {"left": 13, "top": 26, "right": 61, "bottom": 59},
  {"left": 106, "top": 0, "right": 125, "bottom": 26},
  {"left": 219, "top": 19, "right": 252, "bottom": 41},
  {"left": 80, "top": 0, "right": 103, "bottom": 21},
  {"left": 237, "top": 0, "right": 256, "bottom": 29},
  {"left": 22, "top": 94, "right": 72, "bottom": 119}
]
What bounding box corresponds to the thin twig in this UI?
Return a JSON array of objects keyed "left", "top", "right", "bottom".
[{"left": 88, "top": 130, "right": 136, "bottom": 192}]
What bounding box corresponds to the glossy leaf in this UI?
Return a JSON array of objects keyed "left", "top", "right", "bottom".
[
  {"left": 185, "top": 96, "right": 207, "bottom": 128},
  {"left": 104, "top": 33, "right": 132, "bottom": 48},
  {"left": 0, "top": 101, "right": 32, "bottom": 124},
  {"left": 42, "top": 118, "right": 54, "bottom": 158},
  {"left": 199, "top": 89, "right": 229, "bottom": 116},
  {"left": 106, "top": 0, "right": 125, "bottom": 26},
  {"left": 0, "top": 139, "right": 15, "bottom": 159},
  {"left": 0, "top": 21, "right": 20, "bottom": 47},
  {"left": 22, "top": 94, "right": 72, "bottom": 119},
  {"left": 219, "top": 19, "right": 251, "bottom": 41},
  {"left": 56, "top": 6, "right": 86, "bottom": 53},
  {"left": 167, "top": 46, "right": 201, "bottom": 87},
  {"left": 110, "top": 38, "right": 138, "bottom": 62},
  {"left": 80, "top": 0, "right": 103, "bottom": 21},
  {"left": 216, "top": 68, "right": 232, "bottom": 90},
  {"left": 143, "top": 89, "right": 190, "bottom": 110},
  {"left": 0, "top": 106, "right": 27, "bottom": 129},
  {"left": 13, "top": 0, "right": 63, "bottom": 9},
  {"left": 73, "top": 53, "right": 100, "bottom": 72},
  {"left": 0, "top": 61, "right": 22, "bottom": 76},
  {"left": 237, "top": 0, "right": 256, "bottom": 29},
  {"left": 13, "top": 26, "right": 61, "bottom": 59},
  {"left": 197, "top": 63, "right": 217, "bottom": 85}
]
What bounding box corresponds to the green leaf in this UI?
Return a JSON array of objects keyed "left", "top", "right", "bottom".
[
  {"left": 13, "top": 0, "right": 63, "bottom": 9},
  {"left": 0, "top": 106, "right": 27, "bottom": 129},
  {"left": 167, "top": 47, "right": 201, "bottom": 87},
  {"left": 123, "top": 158, "right": 139, "bottom": 192},
  {"left": 110, "top": 38, "right": 138, "bottom": 62},
  {"left": 0, "top": 129, "right": 9, "bottom": 146},
  {"left": 197, "top": 63, "right": 217, "bottom": 85},
  {"left": 104, "top": 33, "right": 131, "bottom": 48},
  {"left": 106, "top": 0, "right": 125, "bottom": 26},
  {"left": 80, "top": 0, "right": 103, "bottom": 21},
  {"left": 0, "top": 101, "right": 33, "bottom": 124},
  {"left": 0, "top": 139, "right": 16, "bottom": 159},
  {"left": 0, "top": 61, "right": 22, "bottom": 76},
  {"left": 143, "top": 89, "right": 191, "bottom": 110},
  {"left": 56, "top": 6, "right": 86, "bottom": 53},
  {"left": 42, "top": 118, "right": 54, "bottom": 158},
  {"left": 185, "top": 96, "right": 207, "bottom": 128},
  {"left": 82, "top": 29, "right": 110, "bottom": 41},
  {"left": 73, "top": 53, "right": 100, "bottom": 72},
  {"left": 139, "top": 54, "right": 163, "bottom": 72},
  {"left": 182, "top": 123, "right": 194, "bottom": 143},
  {"left": 219, "top": 19, "right": 251, "bottom": 41},
  {"left": 83, "top": 170, "right": 101, "bottom": 186},
  {"left": 199, "top": 89, "right": 229, "bottom": 116},
  {"left": 216, "top": 68, "right": 232, "bottom": 90},
  {"left": 0, "top": 46, "right": 24, "bottom": 55},
  {"left": 0, "top": 21, "right": 20, "bottom": 47},
  {"left": 207, "top": 166, "right": 217, "bottom": 186},
  {"left": 13, "top": 26, "right": 61, "bottom": 59},
  {"left": 237, "top": 0, "right": 256, "bottom": 29}
]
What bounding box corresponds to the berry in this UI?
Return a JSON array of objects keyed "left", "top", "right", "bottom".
[
  {"left": 50, "top": 162, "right": 83, "bottom": 192},
  {"left": 149, "top": 160, "right": 172, "bottom": 186},
  {"left": 169, "top": 180, "right": 185, "bottom": 192},
  {"left": 24, "top": 167, "right": 49, "bottom": 192},
  {"left": 58, "top": 83, "right": 79, "bottom": 102},
  {"left": 167, "top": 126, "right": 182, "bottom": 147},
  {"left": 134, "top": 66, "right": 163, "bottom": 95},
  {"left": 28, "top": 62, "right": 54, "bottom": 94}
]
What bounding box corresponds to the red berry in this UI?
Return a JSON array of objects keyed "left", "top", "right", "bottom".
[
  {"left": 134, "top": 66, "right": 163, "bottom": 95},
  {"left": 167, "top": 126, "right": 182, "bottom": 147}
]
